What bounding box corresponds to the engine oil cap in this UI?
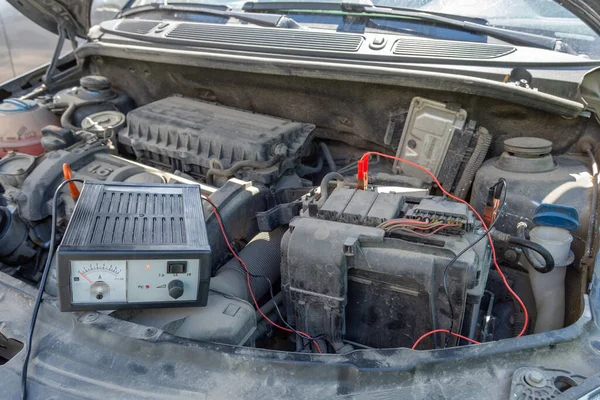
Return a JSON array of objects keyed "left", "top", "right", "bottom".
[
  {"left": 504, "top": 137, "right": 552, "bottom": 157},
  {"left": 532, "top": 203, "right": 579, "bottom": 231}
]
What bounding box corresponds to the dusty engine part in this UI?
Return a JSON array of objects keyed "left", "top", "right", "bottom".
[
  {"left": 40, "top": 126, "right": 77, "bottom": 151},
  {"left": 282, "top": 188, "right": 490, "bottom": 350},
  {"left": 315, "top": 187, "right": 405, "bottom": 226},
  {"left": 0, "top": 99, "right": 60, "bottom": 156},
  {"left": 125, "top": 291, "right": 257, "bottom": 346},
  {"left": 211, "top": 229, "right": 285, "bottom": 302},
  {"left": 2, "top": 139, "right": 267, "bottom": 274},
  {"left": 392, "top": 97, "right": 468, "bottom": 185},
  {"left": 202, "top": 178, "right": 269, "bottom": 272},
  {"left": 509, "top": 367, "right": 585, "bottom": 400},
  {"left": 0, "top": 206, "right": 42, "bottom": 282},
  {"left": 452, "top": 126, "right": 492, "bottom": 199},
  {"left": 471, "top": 137, "right": 592, "bottom": 240},
  {"left": 4, "top": 140, "right": 181, "bottom": 222},
  {"left": 405, "top": 197, "right": 474, "bottom": 233},
  {"left": 118, "top": 96, "right": 315, "bottom": 185},
  {"left": 0, "top": 207, "right": 37, "bottom": 266},
  {"left": 0, "top": 153, "right": 37, "bottom": 188},
  {"left": 53, "top": 75, "right": 135, "bottom": 127},
  {"left": 80, "top": 110, "right": 126, "bottom": 140},
  {"left": 123, "top": 229, "right": 285, "bottom": 346}
]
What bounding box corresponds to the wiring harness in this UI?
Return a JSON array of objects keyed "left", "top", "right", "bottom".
[{"left": 378, "top": 218, "right": 461, "bottom": 238}]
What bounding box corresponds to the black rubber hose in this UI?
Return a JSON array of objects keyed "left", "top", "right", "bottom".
[
  {"left": 257, "top": 292, "right": 283, "bottom": 321},
  {"left": 210, "top": 228, "right": 286, "bottom": 302},
  {"left": 206, "top": 154, "right": 284, "bottom": 185},
  {"left": 58, "top": 100, "right": 118, "bottom": 131},
  {"left": 510, "top": 225, "right": 555, "bottom": 273},
  {"left": 296, "top": 156, "right": 323, "bottom": 177},
  {"left": 318, "top": 142, "right": 337, "bottom": 172}
]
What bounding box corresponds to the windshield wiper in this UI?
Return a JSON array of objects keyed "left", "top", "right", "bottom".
[
  {"left": 242, "top": 0, "right": 566, "bottom": 51},
  {"left": 118, "top": 2, "right": 303, "bottom": 29}
]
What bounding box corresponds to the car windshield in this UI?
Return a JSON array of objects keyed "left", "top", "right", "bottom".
[{"left": 126, "top": 0, "right": 600, "bottom": 58}]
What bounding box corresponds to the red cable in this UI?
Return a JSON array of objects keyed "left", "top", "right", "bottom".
[
  {"left": 202, "top": 195, "right": 323, "bottom": 354},
  {"left": 411, "top": 329, "right": 481, "bottom": 350},
  {"left": 359, "top": 152, "right": 529, "bottom": 347}
]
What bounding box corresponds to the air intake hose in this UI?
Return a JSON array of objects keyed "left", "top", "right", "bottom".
[{"left": 210, "top": 228, "right": 285, "bottom": 302}]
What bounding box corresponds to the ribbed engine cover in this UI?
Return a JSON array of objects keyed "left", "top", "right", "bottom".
[{"left": 118, "top": 96, "right": 315, "bottom": 183}]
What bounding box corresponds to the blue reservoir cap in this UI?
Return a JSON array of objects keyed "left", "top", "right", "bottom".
[{"left": 532, "top": 204, "right": 579, "bottom": 231}]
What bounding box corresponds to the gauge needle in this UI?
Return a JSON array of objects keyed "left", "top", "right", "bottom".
[{"left": 79, "top": 272, "right": 93, "bottom": 284}]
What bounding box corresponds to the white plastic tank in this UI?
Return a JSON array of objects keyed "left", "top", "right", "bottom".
[{"left": 523, "top": 226, "right": 574, "bottom": 333}]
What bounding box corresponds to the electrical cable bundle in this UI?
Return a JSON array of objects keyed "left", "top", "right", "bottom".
[{"left": 379, "top": 218, "right": 461, "bottom": 238}]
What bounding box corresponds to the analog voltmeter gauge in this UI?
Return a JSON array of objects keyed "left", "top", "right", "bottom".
[{"left": 70, "top": 261, "right": 127, "bottom": 303}]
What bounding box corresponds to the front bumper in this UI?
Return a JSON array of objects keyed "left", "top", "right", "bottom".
[{"left": 1, "top": 266, "right": 600, "bottom": 400}]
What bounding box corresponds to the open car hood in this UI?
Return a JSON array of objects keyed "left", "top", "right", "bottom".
[
  {"left": 6, "top": 0, "right": 91, "bottom": 38},
  {"left": 7, "top": 0, "right": 600, "bottom": 40}
]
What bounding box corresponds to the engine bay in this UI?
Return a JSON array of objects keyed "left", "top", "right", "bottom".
[{"left": 0, "top": 68, "right": 597, "bottom": 356}]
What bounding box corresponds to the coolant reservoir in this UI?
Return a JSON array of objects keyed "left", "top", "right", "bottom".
[
  {"left": 471, "top": 137, "right": 592, "bottom": 241},
  {"left": 0, "top": 99, "right": 59, "bottom": 157}
]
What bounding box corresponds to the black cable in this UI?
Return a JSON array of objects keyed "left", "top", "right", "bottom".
[
  {"left": 442, "top": 178, "right": 507, "bottom": 348},
  {"left": 21, "top": 178, "right": 84, "bottom": 400},
  {"left": 511, "top": 225, "right": 555, "bottom": 273},
  {"left": 201, "top": 196, "right": 323, "bottom": 352}
]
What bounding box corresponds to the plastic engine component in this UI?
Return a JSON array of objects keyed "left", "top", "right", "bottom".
[
  {"left": 53, "top": 75, "right": 135, "bottom": 127},
  {"left": 6, "top": 140, "right": 197, "bottom": 222},
  {"left": 0, "top": 99, "right": 60, "bottom": 156},
  {"left": 127, "top": 291, "right": 257, "bottom": 346},
  {"left": 393, "top": 97, "right": 467, "bottom": 184},
  {"left": 283, "top": 195, "right": 489, "bottom": 350},
  {"left": 318, "top": 187, "right": 405, "bottom": 226},
  {"left": 56, "top": 182, "right": 211, "bottom": 311},
  {"left": 405, "top": 197, "right": 474, "bottom": 233},
  {"left": 471, "top": 137, "right": 592, "bottom": 239},
  {"left": 121, "top": 229, "right": 284, "bottom": 346},
  {"left": 532, "top": 204, "right": 579, "bottom": 231},
  {"left": 118, "top": 96, "right": 315, "bottom": 184},
  {"left": 211, "top": 229, "right": 285, "bottom": 302}
]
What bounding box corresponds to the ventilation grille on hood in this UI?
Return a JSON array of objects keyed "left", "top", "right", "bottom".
[
  {"left": 115, "top": 20, "right": 160, "bottom": 35},
  {"left": 393, "top": 37, "right": 515, "bottom": 59},
  {"left": 166, "top": 23, "right": 363, "bottom": 52}
]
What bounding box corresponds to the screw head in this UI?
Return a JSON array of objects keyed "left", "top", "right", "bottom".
[
  {"left": 525, "top": 370, "right": 546, "bottom": 388},
  {"left": 504, "top": 249, "right": 518, "bottom": 262},
  {"left": 143, "top": 327, "right": 158, "bottom": 337},
  {"left": 81, "top": 312, "right": 99, "bottom": 323}
]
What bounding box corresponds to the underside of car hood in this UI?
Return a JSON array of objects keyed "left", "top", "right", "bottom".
[
  {"left": 7, "top": 0, "right": 600, "bottom": 40},
  {"left": 6, "top": 0, "right": 90, "bottom": 38}
]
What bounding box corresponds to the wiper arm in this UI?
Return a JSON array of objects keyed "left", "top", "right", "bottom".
[
  {"left": 242, "top": 0, "right": 564, "bottom": 50},
  {"left": 119, "top": 3, "right": 303, "bottom": 29}
]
